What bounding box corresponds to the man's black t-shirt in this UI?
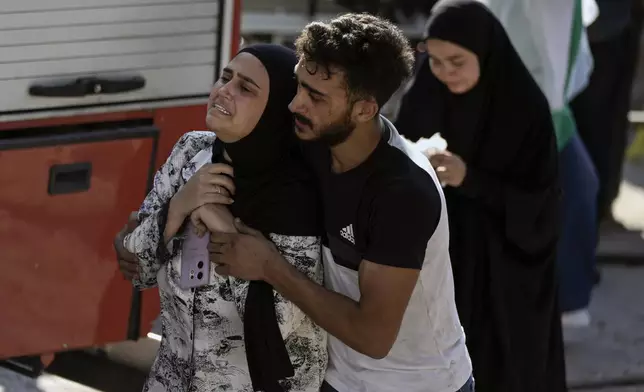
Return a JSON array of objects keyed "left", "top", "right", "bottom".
[
  {"left": 299, "top": 117, "right": 472, "bottom": 392},
  {"left": 302, "top": 121, "right": 442, "bottom": 271}
]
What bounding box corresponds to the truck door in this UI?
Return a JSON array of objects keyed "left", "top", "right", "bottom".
[{"left": 0, "top": 0, "right": 239, "bottom": 360}]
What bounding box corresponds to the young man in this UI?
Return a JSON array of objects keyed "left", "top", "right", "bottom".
[{"left": 209, "top": 13, "right": 473, "bottom": 392}]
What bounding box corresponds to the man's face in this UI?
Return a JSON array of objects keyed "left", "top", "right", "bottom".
[{"left": 289, "top": 60, "right": 357, "bottom": 146}]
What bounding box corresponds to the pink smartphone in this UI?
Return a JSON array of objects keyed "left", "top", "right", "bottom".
[{"left": 179, "top": 223, "right": 211, "bottom": 289}]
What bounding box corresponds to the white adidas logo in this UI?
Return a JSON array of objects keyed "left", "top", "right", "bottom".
[{"left": 340, "top": 224, "right": 355, "bottom": 244}]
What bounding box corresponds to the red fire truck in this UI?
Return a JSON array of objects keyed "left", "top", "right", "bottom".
[{"left": 0, "top": 0, "right": 241, "bottom": 372}]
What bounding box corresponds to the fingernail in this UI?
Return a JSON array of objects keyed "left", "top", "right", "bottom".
[{"left": 228, "top": 198, "right": 234, "bottom": 204}]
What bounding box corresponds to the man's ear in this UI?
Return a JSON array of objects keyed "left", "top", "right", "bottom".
[{"left": 352, "top": 97, "right": 379, "bottom": 124}]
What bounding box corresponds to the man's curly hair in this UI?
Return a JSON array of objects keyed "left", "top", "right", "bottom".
[{"left": 295, "top": 13, "right": 415, "bottom": 108}]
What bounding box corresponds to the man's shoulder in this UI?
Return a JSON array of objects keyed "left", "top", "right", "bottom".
[
  {"left": 368, "top": 142, "right": 440, "bottom": 206},
  {"left": 368, "top": 177, "right": 441, "bottom": 235},
  {"left": 362, "top": 135, "right": 443, "bottom": 248}
]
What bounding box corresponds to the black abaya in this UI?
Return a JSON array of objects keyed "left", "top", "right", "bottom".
[{"left": 395, "top": 1, "right": 567, "bottom": 391}]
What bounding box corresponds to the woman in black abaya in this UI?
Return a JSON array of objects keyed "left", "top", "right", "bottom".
[{"left": 395, "top": 1, "right": 567, "bottom": 391}]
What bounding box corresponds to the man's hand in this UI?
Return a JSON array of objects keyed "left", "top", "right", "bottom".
[
  {"left": 208, "top": 219, "right": 278, "bottom": 280},
  {"left": 114, "top": 211, "right": 140, "bottom": 280},
  {"left": 190, "top": 204, "right": 237, "bottom": 237},
  {"left": 427, "top": 150, "right": 467, "bottom": 187}
]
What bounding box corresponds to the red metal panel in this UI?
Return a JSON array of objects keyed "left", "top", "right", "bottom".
[
  {"left": 231, "top": 0, "right": 242, "bottom": 58},
  {"left": 151, "top": 105, "right": 207, "bottom": 169},
  {"left": 0, "top": 111, "right": 152, "bottom": 132},
  {"left": 0, "top": 103, "right": 208, "bottom": 357},
  {"left": 0, "top": 0, "right": 237, "bottom": 356},
  {"left": 0, "top": 133, "right": 155, "bottom": 358}
]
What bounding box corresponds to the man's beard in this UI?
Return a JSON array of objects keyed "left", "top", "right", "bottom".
[{"left": 295, "top": 110, "right": 356, "bottom": 147}]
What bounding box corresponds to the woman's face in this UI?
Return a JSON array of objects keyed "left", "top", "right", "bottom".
[
  {"left": 206, "top": 52, "right": 270, "bottom": 142},
  {"left": 425, "top": 39, "right": 480, "bottom": 94}
]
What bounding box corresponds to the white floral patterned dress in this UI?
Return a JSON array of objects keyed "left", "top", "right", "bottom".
[{"left": 124, "top": 131, "right": 327, "bottom": 392}]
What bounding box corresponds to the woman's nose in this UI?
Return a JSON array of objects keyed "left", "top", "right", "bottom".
[
  {"left": 446, "top": 66, "right": 460, "bottom": 78},
  {"left": 219, "top": 84, "right": 233, "bottom": 98}
]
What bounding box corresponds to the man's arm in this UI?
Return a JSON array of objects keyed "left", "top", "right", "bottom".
[
  {"left": 217, "top": 180, "right": 440, "bottom": 359},
  {"left": 114, "top": 211, "right": 141, "bottom": 280},
  {"left": 264, "top": 255, "right": 419, "bottom": 359}
]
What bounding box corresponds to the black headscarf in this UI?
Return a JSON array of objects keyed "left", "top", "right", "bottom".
[
  {"left": 211, "top": 44, "right": 321, "bottom": 392},
  {"left": 396, "top": 0, "right": 554, "bottom": 167}
]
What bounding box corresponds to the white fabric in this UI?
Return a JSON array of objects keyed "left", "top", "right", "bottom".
[
  {"left": 478, "top": 0, "right": 594, "bottom": 109},
  {"left": 478, "top": 0, "right": 570, "bottom": 110},
  {"left": 567, "top": 30, "right": 594, "bottom": 101},
  {"left": 582, "top": 0, "right": 600, "bottom": 27}
]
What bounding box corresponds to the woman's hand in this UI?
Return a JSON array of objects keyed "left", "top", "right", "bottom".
[
  {"left": 169, "top": 163, "right": 236, "bottom": 221},
  {"left": 427, "top": 150, "right": 467, "bottom": 187},
  {"left": 191, "top": 204, "right": 237, "bottom": 237}
]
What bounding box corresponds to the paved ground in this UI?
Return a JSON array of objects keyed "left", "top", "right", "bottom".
[
  {"left": 567, "top": 150, "right": 644, "bottom": 392},
  {"left": 0, "top": 369, "right": 103, "bottom": 392},
  {"left": 3, "top": 260, "right": 642, "bottom": 392},
  {"left": 596, "top": 159, "right": 644, "bottom": 262},
  {"left": 0, "top": 351, "right": 146, "bottom": 392},
  {"left": 566, "top": 265, "right": 644, "bottom": 391}
]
